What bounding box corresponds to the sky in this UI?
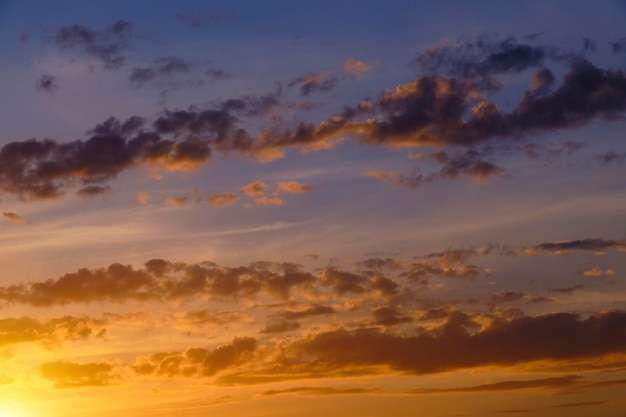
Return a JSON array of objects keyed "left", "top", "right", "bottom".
[{"left": 0, "top": 1, "right": 626, "bottom": 416}]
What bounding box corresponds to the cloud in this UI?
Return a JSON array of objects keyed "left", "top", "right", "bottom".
[
  {"left": 609, "top": 37, "right": 626, "bottom": 54},
  {"left": 583, "top": 268, "right": 615, "bottom": 277},
  {"left": 175, "top": 11, "right": 238, "bottom": 28},
  {"left": 35, "top": 74, "right": 59, "bottom": 93},
  {"left": 2, "top": 212, "right": 25, "bottom": 223},
  {"left": 0, "top": 316, "right": 105, "bottom": 348},
  {"left": 344, "top": 59, "right": 371, "bottom": 74},
  {"left": 416, "top": 34, "right": 552, "bottom": 79},
  {"left": 277, "top": 181, "right": 315, "bottom": 193},
  {"left": 53, "top": 20, "right": 133, "bottom": 69},
  {"left": 253, "top": 196, "right": 285, "bottom": 206},
  {"left": 597, "top": 151, "right": 624, "bottom": 164},
  {"left": 40, "top": 360, "right": 117, "bottom": 388},
  {"left": 370, "top": 306, "right": 412, "bottom": 326},
  {"left": 180, "top": 310, "right": 252, "bottom": 327},
  {"left": 0, "top": 259, "right": 321, "bottom": 306},
  {"left": 549, "top": 284, "right": 585, "bottom": 295},
  {"left": 205, "top": 68, "right": 233, "bottom": 79},
  {"left": 276, "top": 304, "right": 335, "bottom": 320},
  {"left": 288, "top": 71, "right": 338, "bottom": 96},
  {"left": 260, "top": 320, "right": 300, "bottom": 334},
  {"left": 137, "top": 191, "right": 151, "bottom": 205},
  {"left": 489, "top": 291, "right": 525, "bottom": 304},
  {"left": 526, "top": 238, "right": 626, "bottom": 256},
  {"left": 288, "top": 310, "right": 626, "bottom": 375},
  {"left": 0, "top": 119, "right": 212, "bottom": 200},
  {"left": 133, "top": 337, "right": 256, "bottom": 377},
  {"left": 208, "top": 192, "right": 239, "bottom": 207},
  {"left": 76, "top": 185, "right": 110, "bottom": 198},
  {"left": 129, "top": 56, "right": 191, "bottom": 85},
  {"left": 240, "top": 181, "right": 268, "bottom": 197},
  {"left": 165, "top": 196, "right": 188, "bottom": 207}
]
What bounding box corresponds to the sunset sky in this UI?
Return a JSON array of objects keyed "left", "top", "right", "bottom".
[{"left": 1, "top": 1, "right": 626, "bottom": 416}]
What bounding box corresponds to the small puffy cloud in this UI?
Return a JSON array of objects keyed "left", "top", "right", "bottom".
[
  {"left": 344, "top": 59, "right": 371, "bottom": 74},
  {"left": 35, "top": 74, "right": 59, "bottom": 93},
  {"left": 277, "top": 181, "right": 314, "bottom": 194},
  {"left": 165, "top": 197, "right": 188, "bottom": 207},
  {"left": 240, "top": 181, "right": 267, "bottom": 197},
  {"left": 208, "top": 192, "right": 239, "bottom": 207},
  {"left": 137, "top": 191, "right": 151, "bottom": 205},
  {"left": 53, "top": 20, "right": 133, "bottom": 69},
  {"left": 583, "top": 268, "right": 615, "bottom": 277}
]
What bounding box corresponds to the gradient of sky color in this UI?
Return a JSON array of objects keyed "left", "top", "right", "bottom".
[{"left": 1, "top": 1, "right": 626, "bottom": 416}]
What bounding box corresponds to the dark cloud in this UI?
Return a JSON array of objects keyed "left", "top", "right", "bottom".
[
  {"left": 549, "top": 284, "right": 585, "bottom": 295},
  {"left": 319, "top": 268, "right": 367, "bottom": 295},
  {"left": 0, "top": 116, "right": 213, "bottom": 200},
  {"left": 0, "top": 259, "right": 319, "bottom": 306},
  {"left": 175, "top": 11, "right": 238, "bottom": 28},
  {"left": 609, "top": 37, "right": 626, "bottom": 54},
  {"left": 369, "top": 276, "right": 400, "bottom": 298},
  {"left": 40, "top": 361, "right": 116, "bottom": 388},
  {"left": 416, "top": 34, "right": 553, "bottom": 79},
  {"left": 130, "top": 56, "right": 191, "bottom": 85},
  {"left": 527, "top": 238, "right": 626, "bottom": 255},
  {"left": 53, "top": 20, "right": 133, "bottom": 69},
  {"left": 133, "top": 337, "right": 256, "bottom": 377},
  {"left": 290, "top": 310, "right": 626, "bottom": 374},
  {"left": 489, "top": 291, "right": 525, "bottom": 304},
  {"left": 276, "top": 304, "right": 335, "bottom": 320},
  {"left": 205, "top": 68, "right": 233, "bottom": 79},
  {"left": 288, "top": 72, "right": 339, "bottom": 96},
  {"left": 219, "top": 92, "right": 281, "bottom": 117},
  {"left": 35, "top": 74, "right": 59, "bottom": 93},
  {"left": 76, "top": 185, "right": 110, "bottom": 198},
  {"left": 371, "top": 306, "right": 412, "bottom": 326},
  {"left": 597, "top": 151, "right": 623, "bottom": 164}
]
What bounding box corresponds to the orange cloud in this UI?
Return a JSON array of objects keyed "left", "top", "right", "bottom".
[
  {"left": 137, "top": 191, "right": 151, "bottom": 205},
  {"left": 240, "top": 181, "right": 268, "bottom": 196},
  {"left": 277, "top": 181, "right": 314, "bottom": 193},
  {"left": 344, "top": 59, "right": 371, "bottom": 74},
  {"left": 207, "top": 192, "right": 239, "bottom": 207},
  {"left": 254, "top": 196, "right": 285, "bottom": 206},
  {"left": 2, "top": 212, "right": 25, "bottom": 223},
  {"left": 165, "top": 196, "right": 188, "bottom": 207}
]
